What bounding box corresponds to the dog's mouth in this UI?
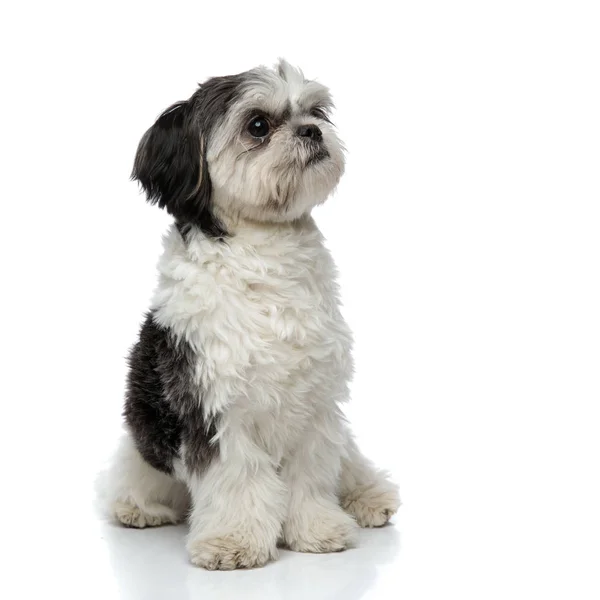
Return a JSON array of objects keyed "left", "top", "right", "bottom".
[{"left": 305, "top": 147, "right": 330, "bottom": 168}]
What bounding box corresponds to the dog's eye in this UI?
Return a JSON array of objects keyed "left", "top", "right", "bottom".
[
  {"left": 247, "top": 116, "right": 270, "bottom": 138},
  {"left": 310, "top": 107, "right": 328, "bottom": 120}
]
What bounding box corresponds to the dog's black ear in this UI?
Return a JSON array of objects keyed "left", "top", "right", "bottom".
[{"left": 132, "top": 101, "right": 224, "bottom": 237}]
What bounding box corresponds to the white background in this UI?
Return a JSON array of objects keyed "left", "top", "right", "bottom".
[{"left": 1, "top": 1, "right": 599, "bottom": 598}]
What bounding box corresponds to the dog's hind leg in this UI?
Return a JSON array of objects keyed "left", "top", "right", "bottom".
[
  {"left": 102, "top": 434, "right": 189, "bottom": 528},
  {"left": 338, "top": 435, "right": 400, "bottom": 528}
]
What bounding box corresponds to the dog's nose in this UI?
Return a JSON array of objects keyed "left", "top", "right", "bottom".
[{"left": 296, "top": 124, "right": 323, "bottom": 142}]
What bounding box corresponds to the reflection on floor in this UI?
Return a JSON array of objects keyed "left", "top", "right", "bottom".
[{"left": 98, "top": 518, "right": 401, "bottom": 600}]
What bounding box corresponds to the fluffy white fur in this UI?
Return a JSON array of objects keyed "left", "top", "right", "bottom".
[{"left": 106, "top": 60, "right": 400, "bottom": 570}]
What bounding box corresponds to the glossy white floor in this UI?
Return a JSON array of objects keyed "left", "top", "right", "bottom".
[{"left": 93, "top": 508, "right": 402, "bottom": 600}]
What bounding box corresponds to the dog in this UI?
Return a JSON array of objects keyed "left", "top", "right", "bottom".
[{"left": 105, "top": 59, "right": 400, "bottom": 570}]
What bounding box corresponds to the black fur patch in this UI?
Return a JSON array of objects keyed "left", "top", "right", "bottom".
[
  {"left": 124, "top": 312, "right": 218, "bottom": 475},
  {"left": 132, "top": 73, "right": 247, "bottom": 238}
]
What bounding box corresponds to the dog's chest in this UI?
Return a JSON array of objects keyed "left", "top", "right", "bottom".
[{"left": 154, "top": 224, "right": 353, "bottom": 431}]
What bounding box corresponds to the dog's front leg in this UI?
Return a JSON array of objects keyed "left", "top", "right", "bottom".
[
  {"left": 186, "top": 435, "right": 286, "bottom": 570},
  {"left": 281, "top": 411, "right": 358, "bottom": 553}
]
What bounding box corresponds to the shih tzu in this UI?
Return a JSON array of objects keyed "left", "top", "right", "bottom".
[{"left": 105, "top": 59, "right": 400, "bottom": 570}]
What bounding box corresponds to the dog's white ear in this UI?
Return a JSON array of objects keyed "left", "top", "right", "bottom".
[{"left": 132, "top": 101, "right": 222, "bottom": 237}]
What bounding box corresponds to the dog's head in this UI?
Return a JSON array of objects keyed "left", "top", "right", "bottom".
[{"left": 132, "top": 60, "right": 345, "bottom": 237}]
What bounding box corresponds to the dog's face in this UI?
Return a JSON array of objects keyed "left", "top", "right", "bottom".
[{"left": 133, "top": 60, "right": 345, "bottom": 236}]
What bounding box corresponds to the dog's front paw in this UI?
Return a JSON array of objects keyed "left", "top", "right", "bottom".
[
  {"left": 341, "top": 480, "right": 400, "bottom": 528},
  {"left": 187, "top": 533, "right": 277, "bottom": 570},
  {"left": 284, "top": 501, "right": 358, "bottom": 553}
]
